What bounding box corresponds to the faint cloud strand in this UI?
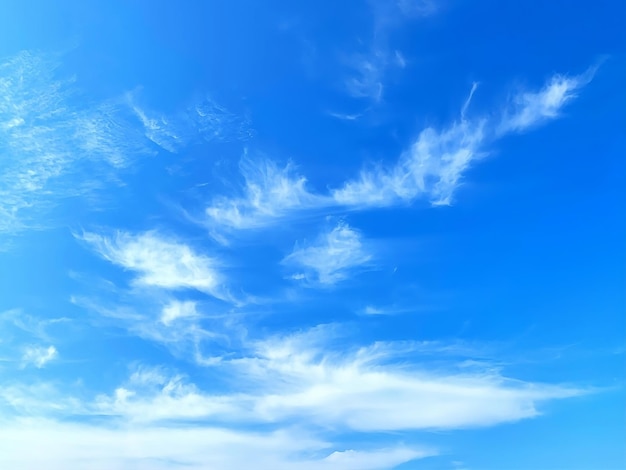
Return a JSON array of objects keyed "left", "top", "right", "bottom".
[
  {"left": 205, "top": 157, "right": 329, "bottom": 232},
  {"left": 11, "top": 328, "right": 585, "bottom": 432},
  {"left": 129, "top": 94, "right": 253, "bottom": 153},
  {"left": 205, "top": 67, "right": 595, "bottom": 233},
  {"left": 283, "top": 222, "right": 373, "bottom": 285},
  {"left": 0, "top": 51, "right": 252, "bottom": 238},
  {"left": 21, "top": 345, "right": 58, "bottom": 369},
  {"left": 343, "top": 0, "right": 439, "bottom": 103},
  {"left": 0, "top": 51, "right": 152, "bottom": 235},
  {"left": 498, "top": 68, "right": 597, "bottom": 134},
  {"left": 78, "top": 230, "right": 230, "bottom": 301}
]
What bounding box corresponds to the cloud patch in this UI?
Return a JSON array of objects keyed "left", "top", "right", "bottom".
[
  {"left": 283, "top": 222, "right": 372, "bottom": 285},
  {"left": 498, "top": 70, "right": 596, "bottom": 134},
  {"left": 21, "top": 345, "right": 58, "bottom": 368},
  {"left": 204, "top": 68, "right": 594, "bottom": 230},
  {"left": 205, "top": 158, "right": 327, "bottom": 232},
  {"left": 79, "top": 231, "right": 228, "bottom": 300}
]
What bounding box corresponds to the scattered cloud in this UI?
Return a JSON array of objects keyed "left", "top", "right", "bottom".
[
  {"left": 0, "top": 309, "right": 69, "bottom": 342},
  {"left": 0, "top": 51, "right": 153, "bottom": 235},
  {"left": 283, "top": 222, "right": 373, "bottom": 285},
  {"left": 345, "top": 51, "right": 387, "bottom": 102},
  {"left": 342, "top": 0, "right": 439, "bottom": 103},
  {"left": 78, "top": 231, "right": 229, "bottom": 300},
  {"left": 0, "top": 326, "right": 587, "bottom": 469},
  {"left": 0, "top": 419, "right": 431, "bottom": 470},
  {"left": 498, "top": 68, "right": 596, "bottom": 134},
  {"left": 70, "top": 295, "right": 230, "bottom": 362},
  {"left": 193, "top": 97, "right": 254, "bottom": 143},
  {"left": 160, "top": 300, "right": 199, "bottom": 325},
  {"left": 205, "top": 70, "right": 592, "bottom": 233},
  {"left": 0, "top": 7, "right": 608, "bottom": 468},
  {"left": 0, "top": 50, "right": 252, "bottom": 238},
  {"left": 128, "top": 94, "right": 252, "bottom": 153},
  {"left": 0, "top": 382, "right": 83, "bottom": 416},
  {"left": 21, "top": 345, "right": 58, "bottom": 368},
  {"left": 333, "top": 117, "right": 487, "bottom": 206},
  {"left": 2, "top": 329, "right": 585, "bottom": 435},
  {"left": 361, "top": 305, "right": 401, "bottom": 316},
  {"left": 229, "top": 330, "right": 585, "bottom": 431},
  {"left": 216, "top": 69, "right": 593, "bottom": 227},
  {"left": 205, "top": 158, "right": 327, "bottom": 232},
  {"left": 2, "top": 326, "right": 586, "bottom": 434}
]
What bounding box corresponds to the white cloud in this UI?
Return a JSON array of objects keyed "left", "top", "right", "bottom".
[
  {"left": 0, "top": 382, "right": 82, "bottom": 415},
  {"left": 0, "top": 51, "right": 251, "bottom": 237},
  {"left": 334, "top": 69, "right": 594, "bottom": 207},
  {"left": 94, "top": 372, "right": 239, "bottom": 424},
  {"left": 362, "top": 305, "right": 388, "bottom": 315},
  {"left": 0, "top": 420, "right": 430, "bottom": 470},
  {"left": 160, "top": 300, "right": 199, "bottom": 325},
  {"left": 0, "top": 309, "right": 69, "bottom": 342},
  {"left": 283, "top": 222, "right": 372, "bottom": 285},
  {"left": 5, "top": 331, "right": 583, "bottom": 434},
  {"left": 21, "top": 345, "right": 57, "bottom": 369},
  {"left": 0, "top": 327, "right": 587, "bottom": 469},
  {"left": 129, "top": 101, "right": 185, "bottom": 153},
  {"left": 204, "top": 70, "right": 593, "bottom": 229},
  {"left": 128, "top": 95, "right": 251, "bottom": 153},
  {"left": 498, "top": 69, "right": 595, "bottom": 134},
  {"left": 193, "top": 97, "right": 254, "bottom": 143},
  {"left": 345, "top": 52, "right": 387, "bottom": 102},
  {"left": 0, "top": 361, "right": 434, "bottom": 469},
  {"left": 35, "top": 331, "right": 580, "bottom": 436},
  {"left": 342, "top": 0, "right": 438, "bottom": 103},
  {"left": 205, "top": 158, "right": 327, "bottom": 231},
  {"left": 79, "top": 231, "right": 228, "bottom": 300},
  {"left": 66, "top": 330, "right": 581, "bottom": 431},
  {"left": 333, "top": 118, "right": 486, "bottom": 207},
  {"left": 0, "top": 51, "right": 153, "bottom": 235},
  {"left": 320, "top": 447, "right": 430, "bottom": 469},
  {"left": 70, "top": 295, "right": 229, "bottom": 362},
  {"left": 231, "top": 331, "right": 584, "bottom": 432}
]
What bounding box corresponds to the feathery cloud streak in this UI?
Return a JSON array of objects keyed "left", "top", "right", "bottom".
[
  {"left": 283, "top": 222, "right": 372, "bottom": 285},
  {"left": 79, "top": 231, "right": 228, "bottom": 300},
  {"left": 0, "top": 51, "right": 250, "bottom": 237},
  {"left": 205, "top": 68, "right": 594, "bottom": 230}
]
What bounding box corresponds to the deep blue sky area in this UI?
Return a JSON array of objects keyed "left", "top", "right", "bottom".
[{"left": 0, "top": 1, "right": 624, "bottom": 469}]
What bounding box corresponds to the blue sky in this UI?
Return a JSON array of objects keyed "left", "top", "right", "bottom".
[{"left": 0, "top": 1, "right": 624, "bottom": 468}]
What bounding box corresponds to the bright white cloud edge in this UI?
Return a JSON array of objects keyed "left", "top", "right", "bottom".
[{"left": 205, "top": 68, "right": 594, "bottom": 233}]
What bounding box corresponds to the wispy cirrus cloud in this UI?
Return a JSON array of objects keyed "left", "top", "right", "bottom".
[
  {"left": 0, "top": 310, "right": 69, "bottom": 368},
  {"left": 77, "top": 328, "right": 585, "bottom": 431},
  {"left": 1, "top": 314, "right": 588, "bottom": 431},
  {"left": 204, "top": 67, "right": 594, "bottom": 230},
  {"left": 205, "top": 158, "right": 327, "bottom": 233},
  {"left": 160, "top": 300, "right": 199, "bottom": 325},
  {"left": 342, "top": 0, "right": 439, "bottom": 103},
  {"left": 128, "top": 94, "right": 253, "bottom": 153},
  {"left": 78, "top": 231, "right": 229, "bottom": 300},
  {"left": 498, "top": 69, "right": 596, "bottom": 134},
  {"left": 70, "top": 294, "right": 231, "bottom": 363},
  {"left": 0, "top": 50, "right": 252, "bottom": 239},
  {"left": 21, "top": 345, "right": 58, "bottom": 369},
  {"left": 283, "top": 222, "right": 372, "bottom": 285},
  {"left": 333, "top": 116, "right": 487, "bottom": 206},
  {"left": 336, "top": 68, "right": 596, "bottom": 206},
  {"left": 0, "top": 419, "right": 430, "bottom": 470},
  {"left": 227, "top": 329, "right": 585, "bottom": 431},
  {"left": 0, "top": 326, "right": 586, "bottom": 469},
  {"left": 0, "top": 51, "right": 153, "bottom": 235}
]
